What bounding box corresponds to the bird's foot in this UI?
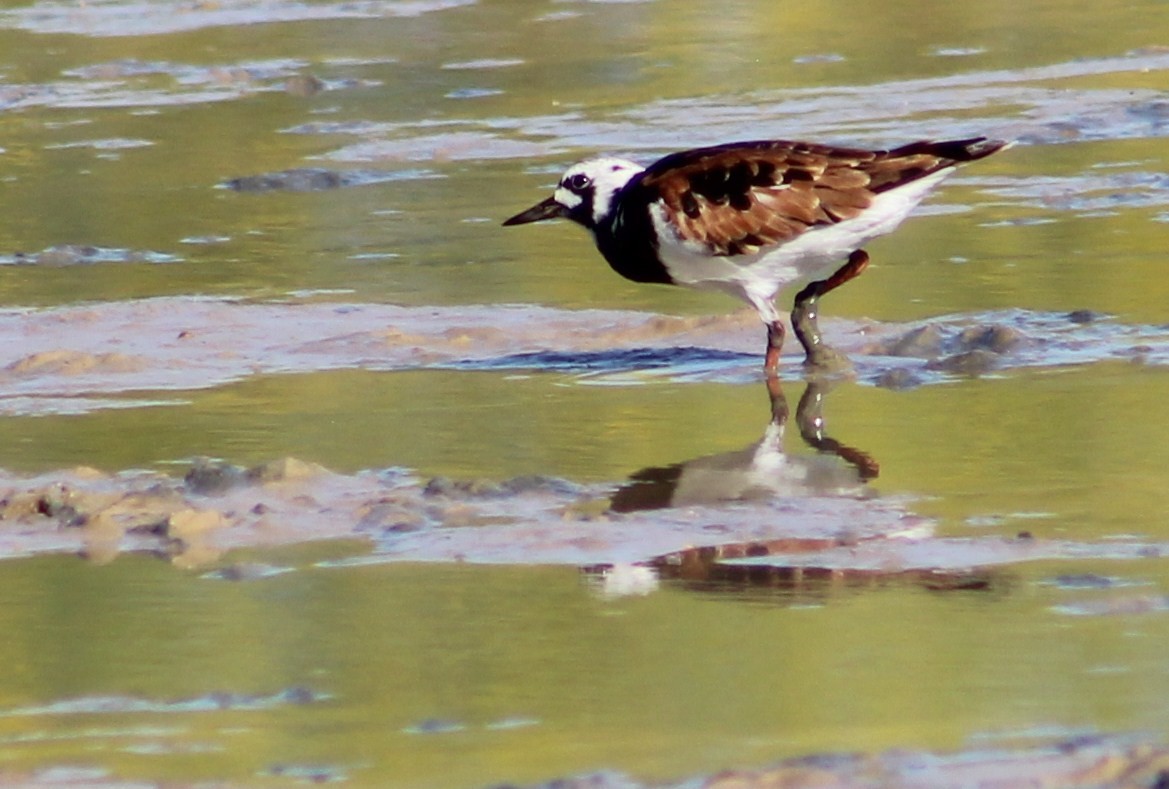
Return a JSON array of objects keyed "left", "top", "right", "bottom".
[
  {"left": 790, "top": 249, "right": 870, "bottom": 375},
  {"left": 802, "top": 343, "right": 853, "bottom": 374},
  {"left": 791, "top": 298, "right": 852, "bottom": 374}
]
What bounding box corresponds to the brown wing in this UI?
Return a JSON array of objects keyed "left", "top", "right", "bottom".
[{"left": 638, "top": 138, "right": 1006, "bottom": 257}]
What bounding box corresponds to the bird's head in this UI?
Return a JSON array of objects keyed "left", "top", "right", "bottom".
[{"left": 503, "top": 157, "right": 644, "bottom": 231}]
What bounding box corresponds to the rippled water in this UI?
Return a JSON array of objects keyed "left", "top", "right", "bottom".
[{"left": 2, "top": 0, "right": 1169, "bottom": 786}]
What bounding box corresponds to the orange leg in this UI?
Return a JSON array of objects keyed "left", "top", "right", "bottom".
[{"left": 764, "top": 320, "right": 785, "bottom": 374}]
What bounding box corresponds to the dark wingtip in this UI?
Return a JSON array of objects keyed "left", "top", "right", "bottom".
[
  {"left": 892, "top": 136, "right": 1014, "bottom": 162},
  {"left": 956, "top": 137, "right": 1014, "bottom": 161}
]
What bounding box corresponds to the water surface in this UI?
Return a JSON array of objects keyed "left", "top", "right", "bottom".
[{"left": 2, "top": 0, "right": 1169, "bottom": 786}]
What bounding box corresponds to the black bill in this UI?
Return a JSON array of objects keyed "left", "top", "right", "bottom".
[{"left": 502, "top": 196, "right": 567, "bottom": 226}]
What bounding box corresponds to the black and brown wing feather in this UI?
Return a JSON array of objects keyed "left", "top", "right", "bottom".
[{"left": 630, "top": 137, "right": 1006, "bottom": 257}]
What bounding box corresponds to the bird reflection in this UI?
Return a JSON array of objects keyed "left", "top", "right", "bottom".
[
  {"left": 591, "top": 382, "right": 1000, "bottom": 600},
  {"left": 609, "top": 378, "right": 877, "bottom": 513}
]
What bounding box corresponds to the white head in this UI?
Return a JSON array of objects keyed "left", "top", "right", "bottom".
[{"left": 503, "top": 157, "right": 644, "bottom": 230}]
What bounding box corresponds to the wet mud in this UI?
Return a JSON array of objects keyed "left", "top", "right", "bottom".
[
  {"left": 0, "top": 0, "right": 477, "bottom": 38},
  {"left": 0, "top": 55, "right": 377, "bottom": 114},
  {"left": 220, "top": 166, "right": 439, "bottom": 192},
  {"left": 0, "top": 449, "right": 920, "bottom": 571},
  {"left": 5, "top": 428, "right": 1164, "bottom": 610},
  {"left": 0, "top": 245, "right": 181, "bottom": 267},
  {"left": 0, "top": 297, "right": 1166, "bottom": 589},
  {"left": 286, "top": 50, "right": 1169, "bottom": 174},
  {"left": 1, "top": 297, "right": 1165, "bottom": 415},
  {"left": 1, "top": 37, "right": 1167, "bottom": 194},
  {"left": 4, "top": 686, "right": 326, "bottom": 717},
  {"left": 507, "top": 735, "right": 1169, "bottom": 789}
]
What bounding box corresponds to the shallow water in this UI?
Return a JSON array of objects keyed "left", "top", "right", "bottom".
[{"left": 2, "top": 0, "right": 1169, "bottom": 786}]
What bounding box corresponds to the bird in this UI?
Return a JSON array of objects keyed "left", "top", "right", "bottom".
[{"left": 503, "top": 136, "right": 1010, "bottom": 373}]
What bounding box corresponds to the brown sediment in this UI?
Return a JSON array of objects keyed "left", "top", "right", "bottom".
[
  {"left": 1, "top": 297, "right": 1167, "bottom": 415},
  {"left": 0, "top": 456, "right": 922, "bottom": 567},
  {"left": 0, "top": 454, "right": 1165, "bottom": 581},
  {"left": 507, "top": 735, "right": 1169, "bottom": 789},
  {"left": 0, "top": 298, "right": 761, "bottom": 413},
  {"left": 1, "top": 297, "right": 1168, "bottom": 576},
  {"left": 0, "top": 0, "right": 479, "bottom": 37},
  {"left": 7, "top": 350, "right": 148, "bottom": 376}
]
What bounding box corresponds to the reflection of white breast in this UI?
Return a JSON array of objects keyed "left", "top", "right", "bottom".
[{"left": 664, "top": 422, "right": 869, "bottom": 505}]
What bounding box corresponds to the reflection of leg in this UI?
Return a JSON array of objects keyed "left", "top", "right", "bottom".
[
  {"left": 765, "top": 374, "right": 789, "bottom": 426},
  {"left": 795, "top": 381, "right": 880, "bottom": 480},
  {"left": 764, "top": 320, "right": 785, "bottom": 373},
  {"left": 791, "top": 249, "right": 871, "bottom": 369}
]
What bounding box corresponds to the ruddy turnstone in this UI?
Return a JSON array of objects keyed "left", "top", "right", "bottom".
[{"left": 503, "top": 137, "right": 1009, "bottom": 372}]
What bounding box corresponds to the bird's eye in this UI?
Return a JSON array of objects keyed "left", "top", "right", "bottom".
[{"left": 565, "top": 173, "right": 591, "bottom": 191}]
